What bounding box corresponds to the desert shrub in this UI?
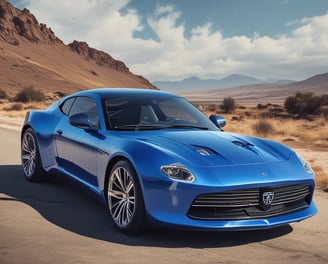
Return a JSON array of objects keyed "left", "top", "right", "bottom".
[
  {"left": 25, "top": 104, "right": 42, "bottom": 110},
  {"left": 14, "top": 86, "right": 46, "bottom": 103},
  {"left": 220, "top": 97, "right": 235, "bottom": 113},
  {"left": 284, "top": 92, "right": 326, "bottom": 117},
  {"left": 257, "top": 103, "right": 267, "bottom": 110},
  {"left": 269, "top": 106, "right": 284, "bottom": 113},
  {"left": 319, "top": 107, "right": 328, "bottom": 123},
  {"left": 252, "top": 119, "right": 274, "bottom": 137},
  {"left": 231, "top": 116, "right": 239, "bottom": 121},
  {"left": 257, "top": 103, "right": 273, "bottom": 110},
  {"left": 0, "top": 88, "right": 7, "bottom": 99},
  {"left": 54, "top": 91, "right": 66, "bottom": 98},
  {"left": 4, "top": 103, "right": 24, "bottom": 111},
  {"left": 244, "top": 111, "right": 252, "bottom": 118},
  {"left": 206, "top": 104, "right": 217, "bottom": 112},
  {"left": 321, "top": 94, "right": 328, "bottom": 105}
]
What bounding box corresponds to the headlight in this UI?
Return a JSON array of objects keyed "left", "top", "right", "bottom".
[
  {"left": 160, "top": 163, "right": 196, "bottom": 182},
  {"left": 296, "top": 154, "right": 314, "bottom": 174}
]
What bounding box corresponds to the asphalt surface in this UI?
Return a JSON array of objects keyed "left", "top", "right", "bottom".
[{"left": 1, "top": 128, "right": 328, "bottom": 264}]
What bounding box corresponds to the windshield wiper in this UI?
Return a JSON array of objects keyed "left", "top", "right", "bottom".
[
  {"left": 113, "top": 124, "right": 209, "bottom": 131},
  {"left": 112, "top": 124, "right": 166, "bottom": 131}
]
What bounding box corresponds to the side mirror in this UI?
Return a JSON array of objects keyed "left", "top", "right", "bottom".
[
  {"left": 69, "top": 113, "right": 98, "bottom": 130},
  {"left": 209, "top": 115, "right": 226, "bottom": 129}
]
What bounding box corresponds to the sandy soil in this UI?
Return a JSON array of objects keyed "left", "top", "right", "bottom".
[{"left": 0, "top": 115, "right": 24, "bottom": 131}]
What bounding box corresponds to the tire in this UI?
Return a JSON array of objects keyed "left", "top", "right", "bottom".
[
  {"left": 21, "top": 128, "right": 48, "bottom": 182},
  {"left": 107, "top": 160, "right": 145, "bottom": 234}
]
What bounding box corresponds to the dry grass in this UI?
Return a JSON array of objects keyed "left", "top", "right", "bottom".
[
  {"left": 4, "top": 103, "right": 24, "bottom": 111},
  {"left": 204, "top": 103, "right": 328, "bottom": 190},
  {"left": 251, "top": 119, "right": 274, "bottom": 137},
  {"left": 312, "top": 164, "right": 328, "bottom": 190},
  {"left": 218, "top": 107, "right": 328, "bottom": 149}
]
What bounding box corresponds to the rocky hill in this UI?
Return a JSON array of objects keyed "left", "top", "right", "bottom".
[{"left": 0, "top": 0, "right": 156, "bottom": 96}]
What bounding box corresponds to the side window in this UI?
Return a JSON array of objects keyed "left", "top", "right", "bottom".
[
  {"left": 60, "top": 97, "right": 76, "bottom": 115},
  {"left": 70, "top": 97, "right": 100, "bottom": 128}
]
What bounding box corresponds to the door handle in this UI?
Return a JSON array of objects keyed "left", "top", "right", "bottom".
[{"left": 56, "top": 130, "right": 63, "bottom": 135}]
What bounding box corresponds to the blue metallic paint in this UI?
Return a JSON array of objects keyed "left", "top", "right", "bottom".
[{"left": 22, "top": 88, "right": 318, "bottom": 230}]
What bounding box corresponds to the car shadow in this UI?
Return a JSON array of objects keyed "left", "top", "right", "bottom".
[{"left": 0, "top": 165, "right": 293, "bottom": 248}]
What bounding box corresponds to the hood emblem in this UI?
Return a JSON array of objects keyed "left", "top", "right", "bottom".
[
  {"left": 262, "top": 191, "right": 274, "bottom": 206},
  {"left": 261, "top": 171, "right": 268, "bottom": 176},
  {"left": 260, "top": 189, "right": 275, "bottom": 210}
]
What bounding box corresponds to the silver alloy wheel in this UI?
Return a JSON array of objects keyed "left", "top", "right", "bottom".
[
  {"left": 108, "top": 166, "right": 136, "bottom": 227},
  {"left": 22, "top": 131, "right": 36, "bottom": 177}
]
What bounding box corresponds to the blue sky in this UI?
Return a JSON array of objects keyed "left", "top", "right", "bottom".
[
  {"left": 128, "top": 0, "right": 328, "bottom": 38},
  {"left": 9, "top": 0, "right": 328, "bottom": 82}
]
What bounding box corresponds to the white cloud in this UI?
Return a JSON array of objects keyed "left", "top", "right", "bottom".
[
  {"left": 23, "top": 1, "right": 328, "bottom": 81},
  {"left": 137, "top": 5, "right": 328, "bottom": 81},
  {"left": 23, "top": 0, "right": 151, "bottom": 60}
]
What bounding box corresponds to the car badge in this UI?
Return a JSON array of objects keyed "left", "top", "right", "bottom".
[{"left": 262, "top": 191, "right": 274, "bottom": 206}]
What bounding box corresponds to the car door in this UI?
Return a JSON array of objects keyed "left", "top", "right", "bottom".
[{"left": 55, "top": 96, "right": 100, "bottom": 188}]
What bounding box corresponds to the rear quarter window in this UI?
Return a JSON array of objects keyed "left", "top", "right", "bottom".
[{"left": 60, "top": 97, "right": 76, "bottom": 115}]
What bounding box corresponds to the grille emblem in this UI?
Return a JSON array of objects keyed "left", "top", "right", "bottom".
[{"left": 262, "top": 191, "right": 274, "bottom": 206}]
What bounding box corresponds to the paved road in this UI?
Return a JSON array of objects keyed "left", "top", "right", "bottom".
[{"left": 1, "top": 128, "right": 328, "bottom": 264}]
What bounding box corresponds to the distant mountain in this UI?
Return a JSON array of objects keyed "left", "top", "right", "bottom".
[
  {"left": 180, "top": 72, "right": 328, "bottom": 105},
  {"left": 0, "top": 0, "right": 156, "bottom": 96},
  {"left": 288, "top": 72, "right": 328, "bottom": 90},
  {"left": 154, "top": 74, "right": 264, "bottom": 91},
  {"left": 265, "top": 79, "right": 295, "bottom": 85},
  {"left": 219, "top": 74, "right": 264, "bottom": 87}
]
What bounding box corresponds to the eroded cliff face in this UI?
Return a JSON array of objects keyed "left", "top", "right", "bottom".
[
  {"left": 68, "top": 40, "right": 130, "bottom": 72},
  {"left": 0, "top": 0, "right": 157, "bottom": 92},
  {"left": 0, "top": 0, "right": 62, "bottom": 45}
]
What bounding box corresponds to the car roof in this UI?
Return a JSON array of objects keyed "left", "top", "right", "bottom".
[{"left": 70, "top": 88, "right": 178, "bottom": 98}]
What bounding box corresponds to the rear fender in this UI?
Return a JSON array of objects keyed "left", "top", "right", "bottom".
[{"left": 22, "top": 109, "right": 61, "bottom": 170}]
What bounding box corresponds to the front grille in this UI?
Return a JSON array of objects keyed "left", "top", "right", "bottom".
[{"left": 188, "top": 184, "right": 311, "bottom": 220}]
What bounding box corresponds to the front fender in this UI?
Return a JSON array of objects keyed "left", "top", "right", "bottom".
[{"left": 97, "top": 135, "right": 185, "bottom": 197}]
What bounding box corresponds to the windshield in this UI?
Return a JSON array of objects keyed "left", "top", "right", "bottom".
[{"left": 104, "top": 95, "right": 219, "bottom": 131}]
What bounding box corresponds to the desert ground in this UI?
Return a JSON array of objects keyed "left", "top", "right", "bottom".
[{"left": 0, "top": 101, "right": 328, "bottom": 263}]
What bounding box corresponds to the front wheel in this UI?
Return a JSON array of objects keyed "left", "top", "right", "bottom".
[
  {"left": 21, "top": 128, "right": 48, "bottom": 181},
  {"left": 107, "top": 160, "right": 145, "bottom": 234}
]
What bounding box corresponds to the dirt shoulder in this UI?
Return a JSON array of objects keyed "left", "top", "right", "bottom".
[{"left": 0, "top": 115, "right": 24, "bottom": 131}]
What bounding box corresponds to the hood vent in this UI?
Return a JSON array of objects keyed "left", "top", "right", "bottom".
[
  {"left": 193, "top": 146, "right": 217, "bottom": 156},
  {"left": 232, "top": 140, "right": 254, "bottom": 148},
  {"left": 231, "top": 140, "right": 260, "bottom": 155}
]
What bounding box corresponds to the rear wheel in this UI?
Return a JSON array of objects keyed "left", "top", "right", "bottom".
[
  {"left": 21, "top": 128, "right": 47, "bottom": 181},
  {"left": 107, "top": 160, "right": 145, "bottom": 234}
]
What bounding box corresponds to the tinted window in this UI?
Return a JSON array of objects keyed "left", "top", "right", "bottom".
[
  {"left": 105, "top": 96, "right": 218, "bottom": 131},
  {"left": 70, "top": 97, "right": 100, "bottom": 128},
  {"left": 60, "top": 97, "right": 76, "bottom": 115}
]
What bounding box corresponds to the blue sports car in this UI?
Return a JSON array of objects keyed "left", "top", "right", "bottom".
[{"left": 21, "top": 88, "right": 317, "bottom": 234}]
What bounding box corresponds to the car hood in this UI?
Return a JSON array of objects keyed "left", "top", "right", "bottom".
[{"left": 138, "top": 130, "right": 292, "bottom": 167}]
